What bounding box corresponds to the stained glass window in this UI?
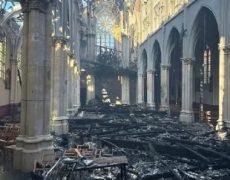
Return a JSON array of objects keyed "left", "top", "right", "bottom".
[{"left": 96, "top": 15, "right": 115, "bottom": 49}]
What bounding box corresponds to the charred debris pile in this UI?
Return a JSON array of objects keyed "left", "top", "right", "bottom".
[{"left": 37, "top": 105, "right": 230, "bottom": 180}]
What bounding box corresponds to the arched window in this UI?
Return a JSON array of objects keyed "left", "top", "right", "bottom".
[
  {"left": 96, "top": 15, "right": 115, "bottom": 50},
  {"left": 0, "top": 36, "right": 6, "bottom": 80},
  {"left": 203, "top": 45, "right": 211, "bottom": 85}
]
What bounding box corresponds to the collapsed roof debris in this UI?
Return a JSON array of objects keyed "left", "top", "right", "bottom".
[
  {"left": 31, "top": 105, "right": 229, "bottom": 180},
  {"left": 1, "top": 105, "right": 230, "bottom": 179}
]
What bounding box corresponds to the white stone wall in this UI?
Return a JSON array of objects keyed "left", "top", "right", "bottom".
[{"left": 135, "top": 0, "right": 230, "bottom": 127}]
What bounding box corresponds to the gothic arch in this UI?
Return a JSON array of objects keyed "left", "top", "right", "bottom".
[
  {"left": 152, "top": 40, "right": 161, "bottom": 110},
  {"left": 0, "top": 5, "right": 21, "bottom": 26},
  {"left": 167, "top": 27, "right": 182, "bottom": 115},
  {"left": 189, "top": 6, "right": 220, "bottom": 57},
  {"left": 141, "top": 49, "right": 147, "bottom": 103},
  {"left": 166, "top": 27, "right": 181, "bottom": 63},
  {"left": 189, "top": 6, "right": 220, "bottom": 123}
]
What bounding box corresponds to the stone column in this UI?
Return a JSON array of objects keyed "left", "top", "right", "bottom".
[
  {"left": 87, "top": 33, "right": 96, "bottom": 61},
  {"left": 147, "top": 69, "right": 155, "bottom": 110},
  {"left": 160, "top": 64, "right": 170, "bottom": 111},
  {"left": 14, "top": 0, "right": 53, "bottom": 172},
  {"left": 217, "top": 44, "right": 230, "bottom": 130},
  {"left": 73, "top": 62, "right": 81, "bottom": 111},
  {"left": 179, "top": 58, "right": 194, "bottom": 123},
  {"left": 9, "top": 58, "right": 18, "bottom": 116},
  {"left": 121, "top": 76, "right": 130, "bottom": 104},
  {"left": 87, "top": 74, "right": 95, "bottom": 103},
  {"left": 50, "top": 37, "right": 68, "bottom": 135},
  {"left": 67, "top": 55, "right": 74, "bottom": 115},
  {"left": 121, "top": 34, "right": 130, "bottom": 105},
  {"left": 86, "top": 31, "right": 96, "bottom": 103},
  {"left": 137, "top": 73, "right": 144, "bottom": 104}
]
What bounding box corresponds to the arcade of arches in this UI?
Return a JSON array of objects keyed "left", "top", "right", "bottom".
[{"left": 0, "top": 0, "right": 229, "bottom": 173}]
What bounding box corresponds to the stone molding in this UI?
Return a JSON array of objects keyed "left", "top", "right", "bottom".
[
  {"left": 137, "top": 73, "right": 144, "bottom": 77},
  {"left": 219, "top": 44, "right": 230, "bottom": 53},
  {"left": 21, "top": 0, "right": 50, "bottom": 13},
  {"left": 52, "top": 36, "right": 68, "bottom": 46},
  {"left": 181, "top": 57, "right": 194, "bottom": 65},
  {"left": 68, "top": 53, "right": 76, "bottom": 60},
  {"left": 161, "top": 64, "right": 170, "bottom": 70},
  {"left": 147, "top": 69, "right": 155, "bottom": 74}
]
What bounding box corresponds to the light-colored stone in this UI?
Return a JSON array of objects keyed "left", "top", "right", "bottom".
[
  {"left": 14, "top": 0, "right": 54, "bottom": 172},
  {"left": 14, "top": 135, "right": 53, "bottom": 172},
  {"left": 179, "top": 111, "right": 194, "bottom": 124},
  {"left": 179, "top": 58, "right": 194, "bottom": 123},
  {"left": 121, "top": 76, "right": 130, "bottom": 104},
  {"left": 51, "top": 116, "right": 69, "bottom": 135}
]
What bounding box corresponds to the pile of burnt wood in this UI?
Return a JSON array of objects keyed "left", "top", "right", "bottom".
[
  {"left": 32, "top": 104, "right": 230, "bottom": 180},
  {"left": 64, "top": 106, "right": 230, "bottom": 180}
]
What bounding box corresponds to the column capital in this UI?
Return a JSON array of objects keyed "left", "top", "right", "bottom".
[
  {"left": 219, "top": 44, "right": 230, "bottom": 52},
  {"left": 52, "top": 36, "right": 68, "bottom": 46},
  {"left": 181, "top": 57, "right": 194, "bottom": 65},
  {"left": 138, "top": 73, "right": 144, "bottom": 77},
  {"left": 147, "top": 69, "right": 155, "bottom": 74},
  {"left": 20, "top": 0, "right": 51, "bottom": 13},
  {"left": 68, "top": 53, "right": 76, "bottom": 60},
  {"left": 161, "top": 64, "right": 170, "bottom": 70}
]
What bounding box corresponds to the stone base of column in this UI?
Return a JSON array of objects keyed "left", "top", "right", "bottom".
[
  {"left": 159, "top": 105, "right": 169, "bottom": 112},
  {"left": 216, "top": 119, "right": 230, "bottom": 130},
  {"left": 14, "top": 135, "right": 54, "bottom": 172},
  {"left": 179, "top": 111, "right": 194, "bottom": 124},
  {"left": 67, "top": 105, "right": 79, "bottom": 117},
  {"left": 51, "top": 116, "right": 69, "bottom": 135},
  {"left": 147, "top": 104, "right": 155, "bottom": 111},
  {"left": 215, "top": 120, "right": 229, "bottom": 140}
]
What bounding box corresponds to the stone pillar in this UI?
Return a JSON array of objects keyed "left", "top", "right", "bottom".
[
  {"left": 87, "top": 33, "right": 96, "bottom": 61},
  {"left": 217, "top": 44, "right": 230, "bottom": 130},
  {"left": 121, "top": 34, "right": 130, "bottom": 105},
  {"left": 50, "top": 37, "right": 68, "bottom": 135},
  {"left": 67, "top": 56, "right": 74, "bottom": 115},
  {"left": 137, "top": 73, "right": 144, "bottom": 104},
  {"left": 147, "top": 69, "right": 155, "bottom": 110},
  {"left": 9, "top": 58, "right": 18, "bottom": 115},
  {"left": 73, "top": 63, "right": 81, "bottom": 111},
  {"left": 160, "top": 64, "right": 170, "bottom": 111},
  {"left": 121, "top": 76, "right": 130, "bottom": 104},
  {"left": 86, "top": 74, "right": 95, "bottom": 103},
  {"left": 179, "top": 58, "right": 194, "bottom": 123},
  {"left": 14, "top": 0, "right": 53, "bottom": 172}
]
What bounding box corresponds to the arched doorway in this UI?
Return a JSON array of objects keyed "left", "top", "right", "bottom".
[
  {"left": 142, "top": 50, "right": 148, "bottom": 104},
  {"left": 168, "top": 28, "right": 182, "bottom": 115},
  {"left": 153, "top": 41, "right": 161, "bottom": 110},
  {"left": 192, "top": 7, "right": 219, "bottom": 125}
]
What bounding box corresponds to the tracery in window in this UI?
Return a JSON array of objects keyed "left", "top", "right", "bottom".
[
  {"left": 0, "top": 1, "right": 20, "bottom": 15},
  {"left": 203, "top": 45, "right": 211, "bottom": 85},
  {"left": 96, "top": 15, "right": 115, "bottom": 50}
]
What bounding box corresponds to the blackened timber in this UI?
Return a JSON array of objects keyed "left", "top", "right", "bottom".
[
  {"left": 162, "top": 137, "right": 222, "bottom": 150},
  {"left": 98, "top": 129, "right": 186, "bottom": 137},
  {"left": 81, "top": 59, "right": 137, "bottom": 76},
  {"left": 141, "top": 162, "right": 230, "bottom": 180},
  {"left": 178, "top": 143, "right": 210, "bottom": 163},
  {"left": 102, "top": 139, "right": 190, "bottom": 158},
  {"left": 196, "top": 145, "right": 230, "bottom": 162},
  {"left": 78, "top": 106, "right": 167, "bottom": 115},
  {"left": 147, "top": 143, "right": 184, "bottom": 180}
]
